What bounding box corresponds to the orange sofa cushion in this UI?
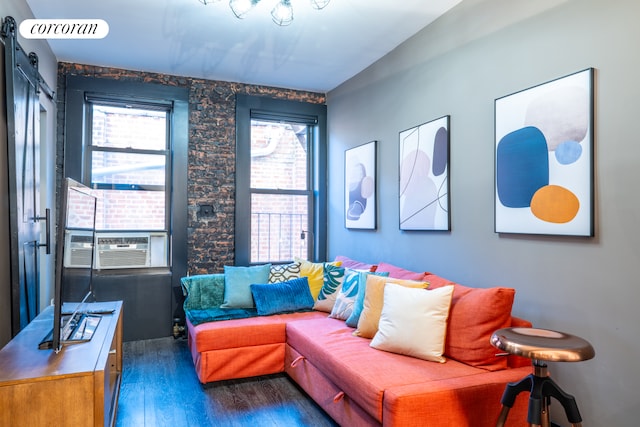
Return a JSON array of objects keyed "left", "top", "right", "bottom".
[
  {"left": 426, "top": 274, "right": 515, "bottom": 371},
  {"left": 190, "top": 310, "right": 327, "bottom": 353},
  {"left": 286, "top": 317, "right": 496, "bottom": 422},
  {"left": 285, "top": 345, "right": 379, "bottom": 426},
  {"left": 194, "top": 343, "right": 285, "bottom": 383},
  {"left": 382, "top": 368, "right": 531, "bottom": 426}
]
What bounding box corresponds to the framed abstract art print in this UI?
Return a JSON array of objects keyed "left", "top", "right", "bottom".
[
  {"left": 399, "top": 116, "right": 450, "bottom": 231},
  {"left": 345, "top": 141, "right": 376, "bottom": 230},
  {"left": 495, "top": 68, "right": 594, "bottom": 236}
]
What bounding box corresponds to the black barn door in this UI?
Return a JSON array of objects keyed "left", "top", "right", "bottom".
[{"left": 2, "top": 16, "right": 50, "bottom": 335}]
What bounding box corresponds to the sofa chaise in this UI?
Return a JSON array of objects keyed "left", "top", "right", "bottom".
[{"left": 182, "top": 257, "right": 532, "bottom": 426}]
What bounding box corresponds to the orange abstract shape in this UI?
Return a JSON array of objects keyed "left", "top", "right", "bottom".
[{"left": 530, "top": 185, "right": 580, "bottom": 223}]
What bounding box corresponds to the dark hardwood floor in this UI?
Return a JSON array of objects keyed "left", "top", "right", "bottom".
[{"left": 116, "top": 337, "right": 338, "bottom": 427}]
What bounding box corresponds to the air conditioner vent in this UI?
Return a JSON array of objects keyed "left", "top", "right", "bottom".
[
  {"left": 95, "top": 232, "right": 150, "bottom": 269},
  {"left": 97, "top": 236, "right": 150, "bottom": 245},
  {"left": 69, "top": 247, "right": 93, "bottom": 267},
  {"left": 98, "top": 249, "right": 149, "bottom": 268},
  {"left": 64, "top": 230, "right": 94, "bottom": 268},
  {"left": 71, "top": 234, "right": 93, "bottom": 244}
]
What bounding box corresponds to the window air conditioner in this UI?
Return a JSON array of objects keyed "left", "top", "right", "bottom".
[
  {"left": 64, "top": 230, "right": 94, "bottom": 268},
  {"left": 95, "top": 233, "right": 151, "bottom": 269}
]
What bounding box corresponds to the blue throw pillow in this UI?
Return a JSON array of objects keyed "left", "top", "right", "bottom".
[
  {"left": 221, "top": 264, "right": 271, "bottom": 308},
  {"left": 250, "top": 277, "right": 315, "bottom": 316}
]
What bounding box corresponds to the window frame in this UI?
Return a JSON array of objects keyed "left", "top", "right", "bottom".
[
  {"left": 85, "top": 98, "right": 171, "bottom": 232},
  {"left": 63, "top": 76, "right": 188, "bottom": 280},
  {"left": 235, "top": 94, "right": 327, "bottom": 266},
  {"left": 250, "top": 118, "right": 312, "bottom": 263}
]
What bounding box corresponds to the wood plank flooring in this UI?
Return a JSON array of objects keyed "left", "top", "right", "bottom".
[{"left": 116, "top": 337, "right": 338, "bottom": 427}]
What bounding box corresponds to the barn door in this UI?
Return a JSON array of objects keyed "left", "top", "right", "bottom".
[{"left": 2, "top": 16, "right": 50, "bottom": 335}]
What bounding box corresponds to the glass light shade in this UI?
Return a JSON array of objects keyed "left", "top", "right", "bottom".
[
  {"left": 229, "top": 0, "right": 259, "bottom": 19},
  {"left": 310, "top": 0, "right": 330, "bottom": 10},
  {"left": 271, "top": 0, "right": 293, "bottom": 26}
]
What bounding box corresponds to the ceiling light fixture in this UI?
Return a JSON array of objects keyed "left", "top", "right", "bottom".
[
  {"left": 203, "top": 0, "right": 330, "bottom": 26},
  {"left": 310, "top": 0, "right": 331, "bottom": 9},
  {"left": 271, "top": 0, "right": 294, "bottom": 26},
  {"left": 229, "top": 0, "right": 260, "bottom": 19}
]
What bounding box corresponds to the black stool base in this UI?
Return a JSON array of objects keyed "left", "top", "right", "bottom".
[{"left": 496, "top": 373, "right": 583, "bottom": 427}]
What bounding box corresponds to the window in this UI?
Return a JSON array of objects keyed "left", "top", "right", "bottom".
[
  {"left": 88, "top": 102, "right": 170, "bottom": 232},
  {"left": 63, "top": 76, "right": 188, "bottom": 275},
  {"left": 235, "top": 95, "right": 327, "bottom": 266},
  {"left": 79, "top": 100, "right": 172, "bottom": 268},
  {"left": 250, "top": 119, "right": 311, "bottom": 263}
]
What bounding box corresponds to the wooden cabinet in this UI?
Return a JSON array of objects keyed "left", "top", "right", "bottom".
[{"left": 0, "top": 301, "right": 123, "bottom": 426}]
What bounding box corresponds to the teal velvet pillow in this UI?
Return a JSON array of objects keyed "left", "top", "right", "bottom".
[
  {"left": 250, "top": 277, "right": 315, "bottom": 316},
  {"left": 345, "top": 270, "right": 389, "bottom": 328},
  {"left": 221, "top": 264, "right": 271, "bottom": 308},
  {"left": 181, "top": 274, "right": 225, "bottom": 311}
]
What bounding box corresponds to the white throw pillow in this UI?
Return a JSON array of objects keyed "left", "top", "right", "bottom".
[{"left": 370, "top": 284, "right": 454, "bottom": 363}]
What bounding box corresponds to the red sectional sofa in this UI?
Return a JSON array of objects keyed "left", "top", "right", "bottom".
[{"left": 182, "top": 258, "right": 532, "bottom": 426}]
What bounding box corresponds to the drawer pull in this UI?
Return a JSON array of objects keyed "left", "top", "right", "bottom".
[
  {"left": 333, "top": 391, "right": 345, "bottom": 403},
  {"left": 290, "top": 355, "right": 305, "bottom": 368}
]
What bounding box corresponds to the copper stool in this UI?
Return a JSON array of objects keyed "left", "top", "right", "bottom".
[{"left": 490, "top": 327, "right": 595, "bottom": 427}]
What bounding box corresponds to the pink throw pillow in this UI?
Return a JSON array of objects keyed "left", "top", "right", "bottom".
[
  {"left": 374, "top": 262, "right": 429, "bottom": 281},
  {"left": 333, "top": 255, "right": 376, "bottom": 272}
]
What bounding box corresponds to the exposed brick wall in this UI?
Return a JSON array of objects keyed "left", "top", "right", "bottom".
[{"left": 56, "top": 63, "right": 325, "bottom": 275}]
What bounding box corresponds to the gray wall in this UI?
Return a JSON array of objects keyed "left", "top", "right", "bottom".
[
  {"left": 327, "top": 0, "right": 639, "bottom": 425},
  {"left": 1, "top": 1, "right": 58, "bottom": 347}
]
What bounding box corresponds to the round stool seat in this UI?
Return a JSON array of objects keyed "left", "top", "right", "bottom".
[{"left": 491, "top": 327, "right": 595, "bottom": 362}]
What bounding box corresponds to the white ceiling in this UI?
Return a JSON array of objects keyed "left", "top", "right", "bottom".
[{"left": 25, "top": 0, "right": 462, "bottom": 93}]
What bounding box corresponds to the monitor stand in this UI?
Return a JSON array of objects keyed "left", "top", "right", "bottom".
[{"left": 39, "top": 313, "right": 102, "bottom": 350}]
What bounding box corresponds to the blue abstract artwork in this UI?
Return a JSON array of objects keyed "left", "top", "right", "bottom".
[
  {"left": 494, "top": 69, "right": 594, "bottom": 236},
  {"left": 496, "top": 126, "right": 549, "bottom": 208},
  {"left": 345, "top": 141, "right": 376, "bottom": 229}
]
